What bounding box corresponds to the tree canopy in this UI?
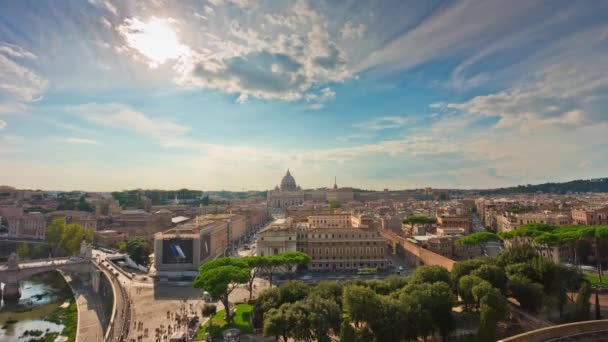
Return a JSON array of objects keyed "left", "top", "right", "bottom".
[
  {"left": 193, "top": 258, "right": 250, "bottom": 322},
  {"left": 456, "top": 232, "right": 499, "bottom": 246},
  {"left": 125, "top": 238, "right": 152, "bottom": 265},
  {"left": 45, "top": 218, "right": 94, "bottom": 256}
]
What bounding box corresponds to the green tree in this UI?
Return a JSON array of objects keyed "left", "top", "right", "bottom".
[
  {"left": 329, "top": 200, "right": 341, "bottom": 209},
  {"left": 16, "top": 242, "right": 30, "bottom": 259},
  {"left": 471, "top": 264, "right": 507, "bottom": 294},
  {"left": 507, "top": 274, "right": 544, "bottom": 311},
  {"left": 342, "top": 285, "right": 381, "bottom": 327},
  {"left": 452, "top": 258, "right": 492, "bottom": 287},
  {"left": 402, "top": 215, "right": 436, "bottom": 235},
  {"left": 458, "top": 275, "right": 485, "bottom": 310},
  {"left": 575, "top": 239, "right": 592, "bottom": 264},
  {"left": 410, "top": 265, "right": 452, "bottom": 286},
  {"left": 339, "top": 320, "right": 357, "bottom": 342},
  {"left": 368, "top": 296, "right": 410, "bottom": 342},
  {"left": 478, "top": 287, "right": 507, "bottom": 342},
  {"left": 193, "top": 258, "right": 250, "bottom": 323},
  {"left": 44, "top": 219, "right": 93, "bottom": 256},
  {"left": 260, "top": 255, "right": 286, "bottom": 287},
  {"left": 310, "top": 281, "right": 343, "bottom": 306},
  {"left": 278, "top": 281, "right": 310, "bottom": 304},
  {"left": 126, "top": 238, "right": 151, "bottom": 265},
  {"left": 263, "top": 304, "right": 292, "bottom": 342},
  {"left": 45, "top": 219, "right": 65, "bottom": 256},
  {"left": 576, "top": 282, "right": 592, "bottom": 320},
  {"left": 31, "top": 244, "right": 43, "bottom": 259},
  {"left": 243, "top": 256, "right": 264, "bottom": 301},
  {"left": 77, "top": 195, "right": 94, "bottom": 212},
  {"left": 116, "top": 240, "right": 127, "bottom": 252},
  {"left": 471, "top": 281, "right": 494, "bottom": 309},
  {"left": 202, "top": 304, "right": 217, "bottom": 327},
  {"left": 279, "top": 251, "right": 311, "bottom": 279},
  {"left": 305, "top": 295, "right": 341, "bottom": 342},
  {"left": 456, "top": 232, "right": 500, "bottom": 247},
  {"left": 497, "top": 245, "right": 538, "bottom": 266}
]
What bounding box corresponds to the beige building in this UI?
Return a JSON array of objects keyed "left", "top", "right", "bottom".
[
  {"left": 94, "top": 230, "right": 128, "bottom": 247},
  {"left": 436, "top": 213, "right": 471, "bottom": 231},
  {"left": 257, "top": 213, "right": 388, "bottom": 272},
  {"left": 7, "top": 212, "right": 46, "bottom": 239},
  {"left": 197, "top": 213, "right": 247, "bottom": 245},
  {"left": 572, "top": 206, "right": 608, "bottom": 225},
  {"left": 256, "top": 218, "right": 298, "bottom": 256}
]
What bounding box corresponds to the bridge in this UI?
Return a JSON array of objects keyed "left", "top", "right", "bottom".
[{"left": 0, "top": 244, "right": 130, "bottom": 342}]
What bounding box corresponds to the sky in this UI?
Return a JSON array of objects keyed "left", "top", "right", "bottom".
[{"left": 0, "top": 0, "right": 607, "bottom": 191}]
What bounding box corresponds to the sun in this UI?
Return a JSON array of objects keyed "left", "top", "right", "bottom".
[{"left": 119, "top": 17, "right": 189, "bottom": 68}]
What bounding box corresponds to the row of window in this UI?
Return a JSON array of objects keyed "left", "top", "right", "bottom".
[
  {"left": 305, "top": 247, "right": 384, "bottom": 255},
  {"left": 310, "top": 262, "right": 385, "bottom": 268},
  {"left": 297, "top": 233, "right": 378, "bottom": 239},
  {"left": 311, "top": 256, "right": 381, "bottom": 260}
]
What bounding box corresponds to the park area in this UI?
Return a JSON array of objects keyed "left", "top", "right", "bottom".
[{"left": 194, "top": 303, "right": 253, "bottom": 341}]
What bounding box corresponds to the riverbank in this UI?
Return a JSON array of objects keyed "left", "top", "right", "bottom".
[{"left": 0, "top": 271, "right": 78, "bottom": 342}]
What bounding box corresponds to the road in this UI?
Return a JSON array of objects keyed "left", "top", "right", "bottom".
[{"left": 472, "top": 213, "right": 504, "bottom": 257}]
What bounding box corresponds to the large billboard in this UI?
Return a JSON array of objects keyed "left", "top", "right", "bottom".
[{"left": 162, "top": 238, "right": 194, "bottom": 264}]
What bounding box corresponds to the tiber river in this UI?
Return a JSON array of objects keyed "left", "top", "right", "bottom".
[{"left": 0, "top": 271, "right": 73, "bottom": 341}]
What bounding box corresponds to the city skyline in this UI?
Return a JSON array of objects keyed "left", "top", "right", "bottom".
[{"left": 1, "top": 0, "right": 608, "bottom": 191}]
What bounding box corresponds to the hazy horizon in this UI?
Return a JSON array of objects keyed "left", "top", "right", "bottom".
[{"left": 1, "top": 0, "right": 607, "bottom": 191}]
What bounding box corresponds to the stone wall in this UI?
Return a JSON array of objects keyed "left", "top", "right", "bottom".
[{"left": 381, "top": 229, "right": 455, "bottom": 271}]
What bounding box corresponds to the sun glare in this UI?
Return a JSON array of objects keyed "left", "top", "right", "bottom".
[{"left": 120, "top": 17, "right": 189, "bottom": 68}]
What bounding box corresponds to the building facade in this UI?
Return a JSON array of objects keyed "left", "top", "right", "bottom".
[
  {"left": 257, "top": 213, "right": 389, "bottom": 272},
  {"left": 267, "top": 170, "right": 306, "bottom": 208},
  {"left": 572, "top": 207, "right": 608, "bottom": 225},
  {"left": 7, "top": 212, "right": 46, "bottom": 239}
]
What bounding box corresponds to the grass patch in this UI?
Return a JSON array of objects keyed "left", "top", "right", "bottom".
[
  {"left": 45, "top": 300, "right": 77, "bottom": 342},
  {"left": 584, "top": 273, "right": 608, "bottom": 287},
  {"left": 194, "top": 303, "right": 253, "bottom": 341}
]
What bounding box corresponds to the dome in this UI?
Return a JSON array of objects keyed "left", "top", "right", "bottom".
[{"left": 280, "top": 169, "right": 297, "bottom": 191}]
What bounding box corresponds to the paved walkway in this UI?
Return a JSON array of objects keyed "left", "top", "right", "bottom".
[{"left": 63, "top": 272, "right": 104, "bottom": 342}]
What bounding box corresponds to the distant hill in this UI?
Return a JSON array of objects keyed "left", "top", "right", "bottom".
[{"left": 479, "top": 178, "right": 608, "bottom": 195}]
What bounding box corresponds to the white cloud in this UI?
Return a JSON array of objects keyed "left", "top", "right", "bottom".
[
  {"left": 65, "top": 103, "right": 189, "bottom": 140},
  {"left": 88, "top": 0, "right": 118, "bottom": 16},
  {"left": 341, "top": 21, "right": 366, "bottom": 39},
  {"left": 353, "top": 116, "right": 410, "bottom": 131},
  {"left": 0, "top": 43, "right": 48, "bottom": 111},
  {"left": 65, "top": 137, "right": 101, "bottom": 145},
  {"left": 0, "top": 43, "right": 37, "bottom": 59},
  {"left": 204, "top": 5, "right": 214, "bottom": 15},
  {"left": 0, "top": 119, "right": 6, "bottom": 130},
  {"left": 118, "top": 1, "right": 350, "bottom": 103},
  {"left": 236, "top": 94, "right": 248, "bottom": 104}
]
